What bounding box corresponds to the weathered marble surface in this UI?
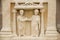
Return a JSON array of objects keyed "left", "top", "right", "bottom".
[{"left": 0, "top": 0, "right": 58, "bottom": 40}]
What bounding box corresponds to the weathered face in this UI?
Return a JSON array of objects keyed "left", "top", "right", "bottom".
[
  {"left": 19, "top": 10, "right": 24, "bottom": 16},
  {"left": 34, "top": 9, "right": 39, "bottom": 15}
]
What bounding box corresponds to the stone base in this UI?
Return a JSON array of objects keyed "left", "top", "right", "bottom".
[
  {"left": 0, "top": 36, "right": 44, "bottom": 40},
  {"left": 1, "top": 27, "right": 11, "bottom": 31},
  {"left": 0, "top": 34, "right": 58, "bottom": 40}
]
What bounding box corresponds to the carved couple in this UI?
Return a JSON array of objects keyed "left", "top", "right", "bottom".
[{"left": 17, "top": 9, "right": 40, "bottom": 37}]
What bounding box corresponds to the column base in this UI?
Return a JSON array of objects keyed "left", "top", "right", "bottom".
[{"left": 1, "top": 27, "right": 11, "bottom": 31}]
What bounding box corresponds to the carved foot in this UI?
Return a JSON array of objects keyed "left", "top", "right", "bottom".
[{"left": 18, "top": 34, "right": 25, "bottom": 37}]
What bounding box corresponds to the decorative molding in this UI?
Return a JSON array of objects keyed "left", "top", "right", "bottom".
[{"left": 14, "top": 2, "right": 44, "bottom": 9}]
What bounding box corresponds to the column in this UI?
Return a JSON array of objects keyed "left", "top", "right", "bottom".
[
  {"left": 45, "top": 0, "right": 58, "bottom": 40},
  {"left": 1, "top": 0, "right": 11, "bottom": 31},
  {"left": 40, "top": 9, "right": 44, "bottom": 38},
  {"left": 12, "top": 9, "right": 17, "bottom": 36}
]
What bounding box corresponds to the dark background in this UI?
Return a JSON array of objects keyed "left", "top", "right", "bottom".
[
  {"left": 56, "top": 0, "right": 60, "bottom": 33},
  {"left": 0, "top": 0, "right": 2, "bottom": 30}
]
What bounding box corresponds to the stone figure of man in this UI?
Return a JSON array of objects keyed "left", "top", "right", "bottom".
[{"left": 17, "top": 10, "right": 27, "bottom": 37}]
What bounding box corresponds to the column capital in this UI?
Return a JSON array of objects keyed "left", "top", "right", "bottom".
[
  {"left": 40, "top": 9, "right": 45, "bottom": 13},
  {"left": 12, "top": 9, "right": 17, "bottom": 13}
]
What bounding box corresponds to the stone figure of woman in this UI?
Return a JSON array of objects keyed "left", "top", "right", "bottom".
[
  {"left": 27, "top": 9, "right": 40, "bottom": 37},
  {"left": 31, "top": 9, "right": 40, "bottom": 37},
  {"left": 17, "top": 10, "right": 27, "bottom": 37}
]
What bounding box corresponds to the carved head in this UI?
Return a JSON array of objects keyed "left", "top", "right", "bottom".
[
  {"left": 19, "top": 10, "right": 24, "bottom": 16},
  {"left": 34, "top": 9, "right": 39, "bottom": 15}
]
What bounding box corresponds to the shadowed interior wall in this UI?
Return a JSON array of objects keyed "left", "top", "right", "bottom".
[
  {"left": 56, "top": 0, "right": 60, "bottom": 33},
  {"left": 0, "top": 0, "right": 2, "bottom": 30}
]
